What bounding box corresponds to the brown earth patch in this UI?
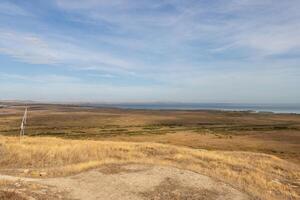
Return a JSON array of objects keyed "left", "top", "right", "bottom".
[{"left": 140, "top": 177, "right": 219, "bottom": 200}]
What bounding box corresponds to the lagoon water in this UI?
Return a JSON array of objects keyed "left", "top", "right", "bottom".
[{"left": 87, "top": 103, "right": 300, "bottom": 114}]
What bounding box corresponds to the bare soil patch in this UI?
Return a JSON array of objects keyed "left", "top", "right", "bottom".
[
  {"left": 44, "top": 164, "right": 250, "bottom": 200},
  {"left": 1, "top": 164, "right": 248, "bottom": 200}
]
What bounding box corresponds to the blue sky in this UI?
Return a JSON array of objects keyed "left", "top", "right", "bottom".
[{"left": 0, "top": 0, "right": 300, "bottom": 103}]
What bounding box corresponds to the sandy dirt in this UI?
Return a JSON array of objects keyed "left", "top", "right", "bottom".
[{"left": 0, "top": 164, "right": 250, "bottom": 200}]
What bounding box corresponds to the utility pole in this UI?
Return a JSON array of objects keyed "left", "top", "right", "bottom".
[{"left": 20, "top": 107, "right": 28, "bottom": 138}]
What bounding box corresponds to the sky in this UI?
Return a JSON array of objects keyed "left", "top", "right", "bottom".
[{"left": 0, "top": 0, "right": 300, "bottom": 103}]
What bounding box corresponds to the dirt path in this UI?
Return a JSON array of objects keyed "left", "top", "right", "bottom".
[{"left": 0, "top": 164, "right": 250, "bottom": 200}]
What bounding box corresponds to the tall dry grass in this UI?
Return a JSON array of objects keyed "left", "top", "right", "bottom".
[{"left": 0, "top": 136, "right": 299, "bottom": 200}]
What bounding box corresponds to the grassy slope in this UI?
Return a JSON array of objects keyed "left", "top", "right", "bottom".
[
  {"left": 0, "top": 136, "right": 299, "bottom": 200},
  {"left": 1, "top": 104, "right": 300, "bottom": 199}
]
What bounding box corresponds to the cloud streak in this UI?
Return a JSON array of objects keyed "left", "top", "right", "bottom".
[
  {"left": 0, "top": 0, "right": 300, "bottom": 102},
  {"left": 0, "top": 30, "right": 137, "bottom": 73},
  {"left": 0, "top": 2, "right": 30, "bottom": 16},
  {"left": 55, "top": 0, "right": 300, "bottom": 57}
]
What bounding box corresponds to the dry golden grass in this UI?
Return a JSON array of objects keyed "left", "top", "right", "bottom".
[{"left": 0, "top": 136, "right": 299, "bottom": 200}]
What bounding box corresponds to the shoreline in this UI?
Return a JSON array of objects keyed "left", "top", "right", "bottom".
[{"left": 1, "top": 101, "right": 300, "bottom": 114}]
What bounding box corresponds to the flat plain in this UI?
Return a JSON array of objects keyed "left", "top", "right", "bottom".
[
  {"left": 1, "top": 103, "right": 300, "bottom": 163},
  {"left": 0, "top": 103, "right": 300, "bottom": 199}
]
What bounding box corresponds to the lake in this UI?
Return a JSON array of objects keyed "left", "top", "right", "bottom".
[{"left": 86, "top": 103, "right": 300, "bottom": 114}]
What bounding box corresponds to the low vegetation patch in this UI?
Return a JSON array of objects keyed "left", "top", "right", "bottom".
[{"left": 140, "top": 177, "right": 219, "bottom": 200}]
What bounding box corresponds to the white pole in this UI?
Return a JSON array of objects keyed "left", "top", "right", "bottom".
[
  {"left": 24, "top": 107, "right": 27, "bottom": 125},
  {"left": 20, "top": 106, "right": 28, "bottom": 138},
  {"left": 20, "top": 122, "right": 23, "bottom": 138}
]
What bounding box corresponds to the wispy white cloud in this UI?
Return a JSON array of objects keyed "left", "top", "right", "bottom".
[
  {"left": 235, "top": 24, "right": 300, "bottom": 56},
  {"left": 1, "top": 65, "right": 299, "bottom": 103},
  {"left": 0, "top": 73, "right": 79, "bottom": 83},
  {"left": 0, "top": 30, "right": 137, "bottom": 73},
  {"left": 0, "top": 78, "right": 170, "bottom": 102},
  {"left": 1, "top": 1, "right": 300, "bottom": 102},
  {"left": 55, "top": 0, "right": 300, "bottom": 58},
  {"left": 0, "top": 2, "right": 30, "bottom": 16},
  {"left": 87, "top": 73, "right": 117, "bottom": 79},
  {"left": 2, "top": 0, "right": 300, "bottom": 71}
]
